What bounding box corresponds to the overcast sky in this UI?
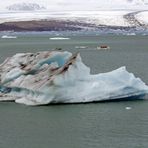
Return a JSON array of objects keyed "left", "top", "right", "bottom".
[{"left": 1, "top": 0, "right": 148, "bottom": 11}]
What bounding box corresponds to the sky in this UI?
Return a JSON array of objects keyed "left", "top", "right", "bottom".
[{"left": 0, "top": 0, "right": 148, "bottom": 11}]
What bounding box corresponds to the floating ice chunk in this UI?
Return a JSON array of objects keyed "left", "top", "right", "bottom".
[
  {"left": 1, "top": 35, "right": 17, "bottom": 39},
  {"left": 125, "top": 107, "right": 132, "bottom": 110},
  {"left": 0, "top": 51, "right": 148, "bottom": 105},
  {"left": 49, "top": 37, "right": 70, "bottom": 40}
]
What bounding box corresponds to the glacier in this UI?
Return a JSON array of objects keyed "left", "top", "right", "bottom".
[
  {"left": 0, "top": 51, "right": 148, "bottom": 106},
  {"left": 0, "top": 0, "right": 148, "bottom": 33}
]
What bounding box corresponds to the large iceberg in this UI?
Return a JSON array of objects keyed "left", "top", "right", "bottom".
[{"left": 0, "top": 51, "right": 148, "bottom": 105}]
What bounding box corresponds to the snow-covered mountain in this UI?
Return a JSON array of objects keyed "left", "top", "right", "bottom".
[
  {"left": 0, "top": 0, "right": 148, "bottom": 32},
  {"left": 6, "top": 3, "right": 45, "bottom": 11},
  {"left": 1, "top": 0, "right": 148, "bottom": 11}
]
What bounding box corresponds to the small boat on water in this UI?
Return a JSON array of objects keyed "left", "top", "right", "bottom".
[
  {"left": 1, "top": 35, "right": 17, "bottom": 39},
  {"left": 97, "top": 45, "right": 110, "bottom": 50}
]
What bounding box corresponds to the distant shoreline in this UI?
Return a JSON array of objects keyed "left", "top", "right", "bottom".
[
  {"left": 0, "top": 20, "right": 140, "bottom": 32},
  {"left": 0, "top": 20, "right": 83, "bottom": 32}
]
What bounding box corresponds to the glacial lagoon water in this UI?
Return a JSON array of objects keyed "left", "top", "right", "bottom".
[{"left": 0, "top": 34, "right": 148, "bottom": 148}]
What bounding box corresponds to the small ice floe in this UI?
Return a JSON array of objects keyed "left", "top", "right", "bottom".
[
  {"left": 126, "top": 33, "right": 136, "bottom": 36},
  {"left": 0, "top": 51, "right": 148, "bottom": 106},
  {"left": 49, "top": 37, "right": 70, "bottom": 40},
  {"left": 125, "top": 107, "right": 132, "bottom": 110},
  {"left": 1, "top": 35, "right": 17, "bottom": 39},
  {"left": 75, "top": 46, "right": 88, "bottom": 49},
  {"left": 97, "top": 45, "right": 110, "bottom": 50}
]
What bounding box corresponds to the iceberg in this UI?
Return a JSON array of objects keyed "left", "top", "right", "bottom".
[{"left": 0, "top": 51, "right": 148, "bottom": 106}]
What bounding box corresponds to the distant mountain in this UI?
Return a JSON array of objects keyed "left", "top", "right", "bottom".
[
  {"left": 0, "top": 10, "right": 147, "bottom": 32},
  {"left": 6, "top": 2, "right": 46, "bottom": 11},
  {"left": 0, "top": 0, "right": 147, "bottom": 33},
  {"left": 1, "top": 0, "right": 148, "bottom": 12}
]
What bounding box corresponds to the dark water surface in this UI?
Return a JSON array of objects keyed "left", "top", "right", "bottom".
[{"left": 0, "top": 34, "right": 148, "bottom": 148}]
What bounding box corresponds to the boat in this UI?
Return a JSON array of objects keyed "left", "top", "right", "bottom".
[{"left": 97, "top": 45, "right": 110, "bottom": 50}]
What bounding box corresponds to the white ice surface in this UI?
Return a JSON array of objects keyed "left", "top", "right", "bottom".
[
  {"left": 135, "top": 11, "right": 148, "bottom": 24},
  {"left": 1, "top": 35, "right": 17, "bottom": 39},
  {"left": 0, "top": 10, "right": 148, "bottom": 27},
  {"left": 0, "top": 51, "right": 148, "bottom": 106},
  {"left": 0, "top": 11, "right": 132, "bottom": 27},
  {"left": 49, "top": 37, "right": 70, "bottom": 40}
]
